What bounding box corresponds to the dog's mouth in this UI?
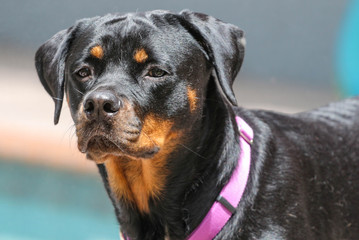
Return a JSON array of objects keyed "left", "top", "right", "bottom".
[
  {"left": 78, "top": 130, "right": 160, "bottom": 162},
  {"left": 85, "top": 136, "right": 119, "bottom": 153},
  {"left": 76, "top": 107, "right": 178, "bottom": 163}
]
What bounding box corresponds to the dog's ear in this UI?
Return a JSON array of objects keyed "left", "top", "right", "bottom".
[
  {"left": 35, "top": 28, "right": 73, "bottom": 124},
  {"left": 35, "top": 19, "right": 91, "bottom": 124},
  {"left": 179, "top": 10, "right": 245, "bottom": 106}
]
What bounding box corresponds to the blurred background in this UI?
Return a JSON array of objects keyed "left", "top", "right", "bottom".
[{"left": 0, "top": 0, "right": 358, "bottom": 239}]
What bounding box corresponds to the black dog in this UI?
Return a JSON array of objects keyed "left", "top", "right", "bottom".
[{"left": 35, "top": 10, "right": 359, "bottom": 239}]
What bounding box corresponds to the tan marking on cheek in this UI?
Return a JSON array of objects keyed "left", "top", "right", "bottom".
[
  {"left": 138, "top": 115, "right": 174, "bottom": 147},
  {"left": 134, "top": 48, "right": 148, "bottom": 63},
  {"left": 187, "top": 87, "right": 198, "bottom": 112},
  {"left": 90, "top": 45, "right": 104, "bottom": 59}
]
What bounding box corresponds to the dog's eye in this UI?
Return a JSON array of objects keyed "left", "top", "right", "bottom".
[
  {"left": 76, "top": 67, "right": 92, "bottom": 79},
  {"left": 147, "top": 68, "right": 167, "bottom": 78}
]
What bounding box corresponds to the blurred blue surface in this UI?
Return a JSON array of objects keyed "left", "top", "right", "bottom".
[
  {"left": 0, "top": 160, "right": 118, "bottom": 240},
  {"left": 337, "top": 0, "right": 359, "bottom": 96}
]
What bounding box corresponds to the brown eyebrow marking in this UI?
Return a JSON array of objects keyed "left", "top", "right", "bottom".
[
  {"left": 90, "top": 45, "right": 104, "bottom": 59},
  {"left": 134, "top": 48, "right": 148, "bottom": 63}
]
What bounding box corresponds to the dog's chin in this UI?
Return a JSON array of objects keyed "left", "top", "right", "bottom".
[{"left": 80, "top": 136, "right": 160, "bottom": 163}]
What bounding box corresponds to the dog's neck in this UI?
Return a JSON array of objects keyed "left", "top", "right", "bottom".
[
  {"left": 103, "top": 89, "right": 240, "bottom": 239},
  {"left": 177, "top": 98, "right": 240, "bottom": 236}
]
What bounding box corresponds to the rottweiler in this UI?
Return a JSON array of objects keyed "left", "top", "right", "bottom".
[{"left": 35, "top": 10, "right": 359, "bottom": 240}]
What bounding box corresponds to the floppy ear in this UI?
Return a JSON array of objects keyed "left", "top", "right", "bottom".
[
  {"left": 179, "top": 10, "right": 245, "bottom": 106},
  {"left": 35, "top": 27, "right": 77, "bottom": 125},
  {"left": 35, "top": 19, "right": 91, "bottom": 124}
]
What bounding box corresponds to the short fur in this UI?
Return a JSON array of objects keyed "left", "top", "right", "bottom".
[{"left": 35, "top": 10, "right": 359, "bottom": 239}]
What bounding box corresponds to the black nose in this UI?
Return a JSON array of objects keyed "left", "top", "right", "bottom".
[{"left": 83, "top": 91, "right": 122, "bottom": 121}]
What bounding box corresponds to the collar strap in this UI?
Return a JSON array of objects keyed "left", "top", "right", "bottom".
[{"left": 186, "top": 116, "right": 253, "bottom": 240}]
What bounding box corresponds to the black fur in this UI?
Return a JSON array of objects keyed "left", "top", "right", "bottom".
[{"left": 35, "top": 10, "right": 359, "bottom": 239}]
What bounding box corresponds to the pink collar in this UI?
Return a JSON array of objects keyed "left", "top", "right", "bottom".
[
  {"left": 186, "top": 116, "right": 253, "bottom": 240},
  {"left": 121, "top": 116, "right": 253, "bottom": 240}
]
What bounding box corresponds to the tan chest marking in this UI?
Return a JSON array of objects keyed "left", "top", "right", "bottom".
[{"left": 104, "top": 115, "right": 181, "bottom": 213}]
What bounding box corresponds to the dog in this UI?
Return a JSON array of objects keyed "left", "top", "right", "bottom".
[{"left": 35, "top": 10, "right": 359, "bottom": 239}]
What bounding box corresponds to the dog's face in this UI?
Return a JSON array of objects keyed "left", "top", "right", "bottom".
[
  {"left": 65, "top": 14, "right": 213, "bottom": 162},
  {"left": 35, "top": 10, "right": 245, "bottom": 163}
]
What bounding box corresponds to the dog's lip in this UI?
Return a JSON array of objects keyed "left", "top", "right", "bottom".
[
  {"left": 79, "top": 135, "right": 119, "bottom": 153},
  {"left": 78, "top": 134, "right": 160, "bottom": 159}
]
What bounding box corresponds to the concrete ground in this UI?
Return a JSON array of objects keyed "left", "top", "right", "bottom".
[{"left": 0, "top": 50, "right": 340, "bottom": 173}]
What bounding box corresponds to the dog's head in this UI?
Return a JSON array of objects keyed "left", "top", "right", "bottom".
[{"left": 35, "top": 10, "right": 245, "bottom": 163}]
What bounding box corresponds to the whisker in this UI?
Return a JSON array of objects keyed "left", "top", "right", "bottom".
[
  {"left": 74, "top": 87, "right": 85, "bottom": 96},
  {"left": 142, "top": 131, "right": 157, "bottom": 146},
  {"left": 58, "top": 122, "right": 76, "bottom": 149},
  {"left": 179, "top": 143, "right": 207, "bottom": 160},
  {"left": 69, "top": 125, "right": 77, "bottom": 142},
  {"left": 65, "top": 123, "right": 75, "bottom": 135}
]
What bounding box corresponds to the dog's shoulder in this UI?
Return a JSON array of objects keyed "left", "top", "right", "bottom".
[
  {"left": 234, "top": 96, "right": 359, "bottom": 161},
  {"left": 298, "top": 96, "right": 359, "bottom": 127},
  {"left": 238, "top": 96, "right": 359, "bottom": 133}
]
